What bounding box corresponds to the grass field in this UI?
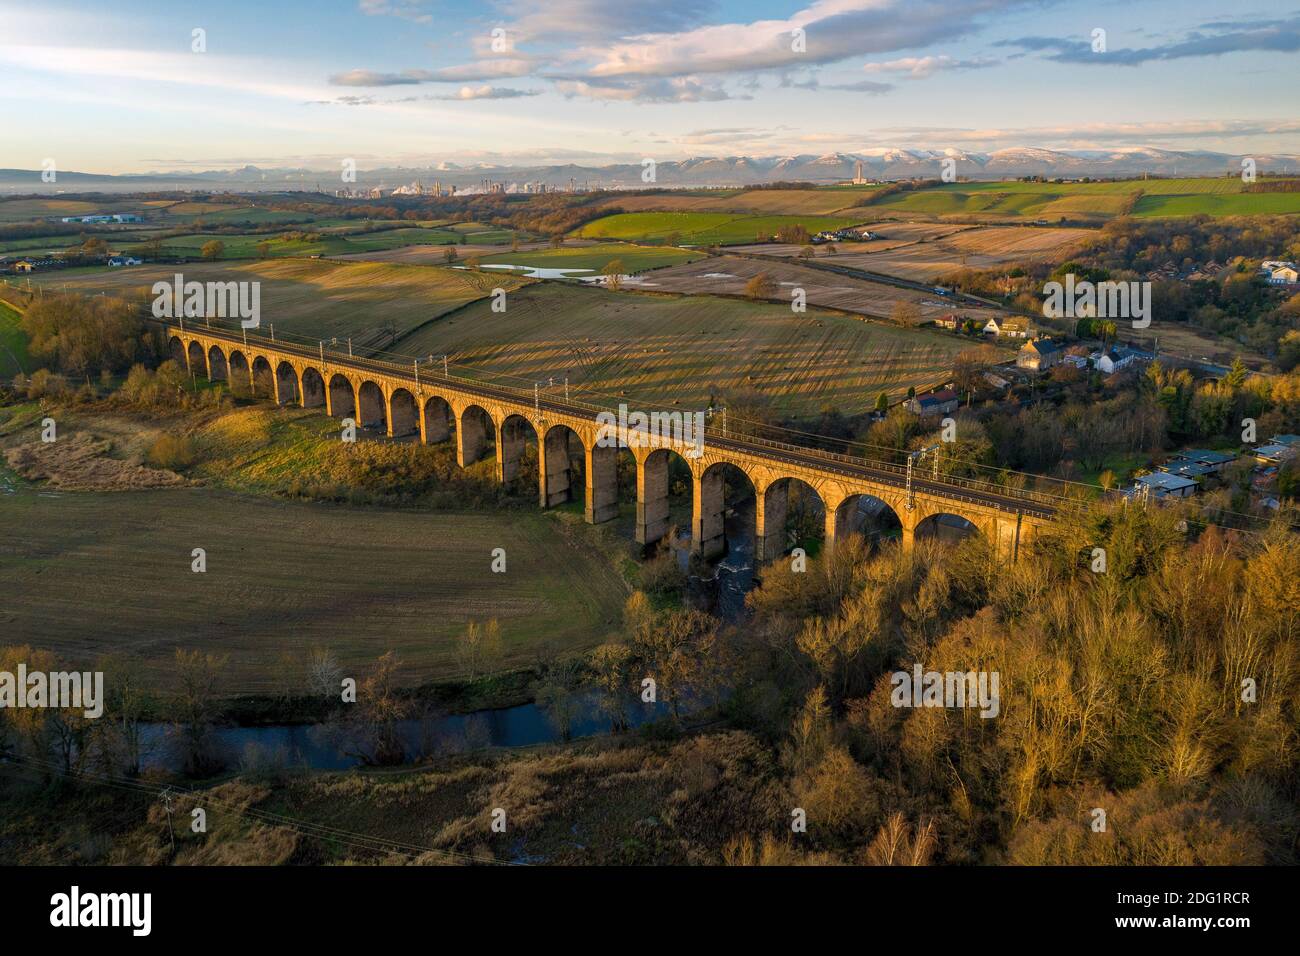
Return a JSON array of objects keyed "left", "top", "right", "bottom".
[
  {"left": 128, "top": 226, "right": 478, "bottom": 260},
  {"left": 603, "top": 186, "right": 880, "bottom": 216},
  {"left": 867, "top": 178, "right": 1300, "bottom": 220},
  {"left": 0, "top": 487, "right": 627, "bottom": 693},
  {"left": 24, "top": 259, "right": 529, "bottom": 353},
  {"left": 0, "top": 299, "right": 29, "bottom": 378},
  {"left": 0, "top": 198, "right": 148, "bottom": 223},
  {"left": 329, "top": 239, "right": 596, "bottom": 265},
  {"left": 575, "top": 212, "right": 867, "bottom": 246},
  {"left": 397, "top": 281, "right": 973, "bottom": 416},
  {"left": 471, "top": 242, "right": 704, "bottom": 274}
]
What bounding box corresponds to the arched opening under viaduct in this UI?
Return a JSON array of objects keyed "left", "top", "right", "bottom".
[
  {"left": 186, "top": 340, "right": 206, "bottom": 376},
  {"left": 637, "top": 447, "right": 694, "bottom": 551},
  {"left": 831, "top": 493, "right": 904, "bottom": 550},
  {"left": 357, "top": 380, "right": 387, "bottom": 431},
  {"left": 761, "top": 477, "right": 828, "bottom": 562},
  {"left": 228, "top": 350, "right": 250, "bottom": 395},
  {"left": 207, "top": 346, "right": 228, "bottom": 381},
  {"left": 251, "top": 356, "right": 274, "bottom": 399},
  {"left": 328, "top": 374, "right": 355, "bottom": 419},
  {"left": 275, "top": 361, "right": 299, "bottom": 406},
  {"left": 498, "top": 413, "right": 540, "bottom": 491},
  {"left": 458, "top": 405, "right": 497, "bottom": 468},
  {"left": 541, "top": 423, "right": 586, "bottom": 509},
  {"left": 388, "top": 388, "right": 419, "bottom": 438},
  {"left": 423, "top": 395, "right": 454, "bottom": 444},
  {"left": 168, "top": 336, "right": 186, "bottom": 365},
  {"left": 300, "top": 367, "right": 325, "bottom": 408},
  {"left": 696, "top": 461, "right": 756, "bottom": 562}
]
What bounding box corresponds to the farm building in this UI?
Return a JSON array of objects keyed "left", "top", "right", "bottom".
[
  {"left": 10, "top": 258, "right": 59, "bottom": 273},
  {"left": 59, "top": 213, "right": 143, "bottom": 224},
  {"left": 904, "top": 388, "right": 959, "bottom": 417},
  {"left": 1016, "top": 338, "right": 1062, "bottom": 372}
]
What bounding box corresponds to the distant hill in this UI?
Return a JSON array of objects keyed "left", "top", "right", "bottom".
[{"left": 2, "top": 147, "right": 1298, "bottom": 195}]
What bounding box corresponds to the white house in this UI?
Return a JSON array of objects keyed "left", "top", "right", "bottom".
[
  {"left": 108, "top": 256, "right": 143, "bottom": 267},
  {"left": 1091, "top": 346, "right": 1154, "bottom": 375},
  {"left": 1260, "top": 260, "right": 1299, "bottom": 285},
  {"left": 984, "top": 316, "right": 1033, "bottom": 338}
]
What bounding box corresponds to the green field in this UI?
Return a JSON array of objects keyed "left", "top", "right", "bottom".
[
  {"left": 473, "top": 242, "right": 703, "bottom": 274},
  {"left": 867, "top": 178, "right": 1300, "bottom": 219},
  {"left": 575, "top": 212, "right": 866, "bottom": 246},
  {"left": 0, "top": 198, "right": 150, "bottom": 224},
  {"left": 0, "top": 300, "right": 29, "bottom": 377},
  {"left": 0, "top": 487, "right": 626, "bottom": 693},
  {"left": 1132, "top": 192, "right": 1300, "bottom": 217},
  {"left": 127, "top": 226, "right": 476, "bottom": 260},
  {"left": 25, "top": 259, "right": 529, "bottom": 353},
  {"left": 397, "top": 281, "right": 969, "bottom": 417}
]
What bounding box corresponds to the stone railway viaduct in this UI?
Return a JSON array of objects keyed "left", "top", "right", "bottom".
[{"left": 167, "top": 322, "right": 1057, "bottom": 562}]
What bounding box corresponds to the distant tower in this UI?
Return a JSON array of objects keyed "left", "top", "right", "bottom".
[{"left": 854, "top": 159, "right": 865, "bottom": 184}]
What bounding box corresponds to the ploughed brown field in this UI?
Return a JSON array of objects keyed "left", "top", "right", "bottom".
[
  {"left": 641, "top": 255, "right": 1005, "bottom": 327},
  {"left": 396, "top": 281, "right": 981, "bottom": 418},
  {"left": 826, "top": 225, "right": 1094, "bottom": 282}
]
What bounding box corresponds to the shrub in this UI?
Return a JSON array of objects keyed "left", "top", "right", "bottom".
[{"left": 146, "top": 434, "right": 200, "bottom": 470}]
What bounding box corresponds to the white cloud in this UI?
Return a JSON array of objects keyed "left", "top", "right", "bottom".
[{"left": 861, "top": 55, "right": 995, "bottom": 78}]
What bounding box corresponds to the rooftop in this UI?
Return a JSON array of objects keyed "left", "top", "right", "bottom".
[{"left": 1136, "top": 472, "right": 1198, "bottom": 491}]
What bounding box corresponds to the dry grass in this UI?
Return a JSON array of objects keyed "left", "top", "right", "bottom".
[
  {"left": 27, "top": 259, "right": 529, "bottom": 352},
  {"left": 4, "top": 433, "right": 188, "bottom": 490},
  {"left": 0, "top": 482, "right": 628, "bottom": 692}
]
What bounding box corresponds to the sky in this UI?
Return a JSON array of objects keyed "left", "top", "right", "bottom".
[{"left": 1, "top": 0, "right": 1298, "bottom": 173}]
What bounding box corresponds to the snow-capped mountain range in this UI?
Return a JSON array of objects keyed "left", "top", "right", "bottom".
[{"left": 3, "top": 147, "right": 1298, "bottom": 194}]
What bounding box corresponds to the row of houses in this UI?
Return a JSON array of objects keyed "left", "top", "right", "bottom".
[
  {"left": 1143, "top": 259, "right": 1226, "bottom": 284},
  {"left": 1140, "top": 258, "right": 1298, "bottom": 287},
  {"left": 812, "top": 227, "right": 883, "bottom": 243},
  {"left": 6, "top": 254, "right": 142, "bottom": 273},
  {"left": 1015, "top": 339, "right": 1155, "bottom": 374},
  {"left": 58, "top": 213, "right": 144, "bottom": 224},
  {"left": 935, "top": 313, "right": 1034, "bottom": 338},
  {"left": 1128, "top": 437, "right": 1299, "bottom": 500}
]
